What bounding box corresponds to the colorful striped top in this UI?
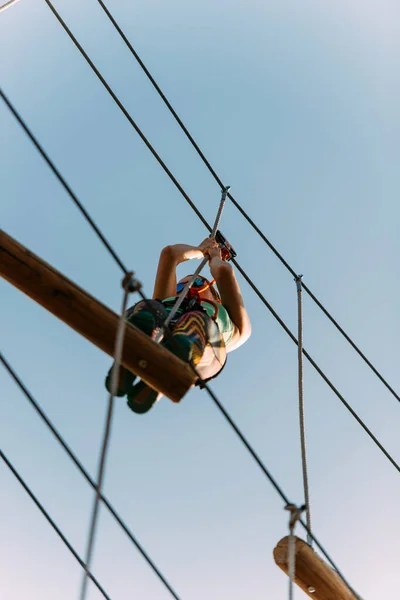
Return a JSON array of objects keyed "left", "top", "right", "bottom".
[{"left": 162, "top": 297, "right": 236, "bottom": 348}]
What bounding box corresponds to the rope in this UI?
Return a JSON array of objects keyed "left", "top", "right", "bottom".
[
  {"left": 43, "top": 0, "right": 210, "bottom": 233},
  {"left": 0, "top": 283, "right": 358, "bottom": 600},
  {"left": 230, "top": 259, "right": 400, "bottom": 474},
  {"left": 0, "top": 449, "right": 112, "bottom": 600},
  {"left": 69, "top": 278, "right": 361, "bottom": 599},
  {"left": 285, "top": 504, "right": 305, "bottom": 600},
  {"left": 295, "top": 275, "right": 312, "bottom": 546},
  {"left": 0, "top": 88, "right": 128, "bottom": 275},
  {"left": 3, "top": 343, "right": 358, "bottom": 599},
  {"left": 200, "top": 381, "right": 290, "bottom": 503},
  {"left": 199, "top": 381, "right": 360, "bottom": 598},
  {"left": 80, "top": 274, "right": 139, "bottom": 600},
  {"left": 2, "top": 14, "right": 396, "bottom": 597},
  {"left": 92, "top": 0, "right": 400, "bottom": 407},
  {"left": 2, "top": 347, "right": 360, "bottom": 600},
  {"left": 211, "top": 186, "right": 230, "bottom": 236},
  {"left": 155, "top": 185, "right": 230, "bottom": 338},
  {"left": 34, "top": 2, "right": 400, "bottom": 476},
  {"left": 3, "top": 66, "right": 397, "bottom": 475},
  {"left": 0, "top": 352, "right": 183, "bottom": 600},
  {"left": 1, "top": 7, "right": 373, "bottom": 597},
  {"left": 3, "top": 81, "right": 398, "bottom": 476}
]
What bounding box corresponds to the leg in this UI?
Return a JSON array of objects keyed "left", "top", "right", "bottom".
[
  {"left": 127, "top": 310, "right": 226, "bottom": 414},
  {"left": 170, "top": 310, "right": 226, "bottom": 380},
  {"left": 105, "top": 299, "right": 169, "bottom": 396}
]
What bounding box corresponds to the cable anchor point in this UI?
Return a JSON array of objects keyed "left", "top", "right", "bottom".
[
  {"left": 285, "top": 503, "right": 306, "bottom": 534},
  {"left": 221, "top": 185, "right": 231, "bottom": 201},
  {"left": 295, "top": 273, "right": 303, "bottom": 292},
  {"left": 122, "top": 271, "right": 142, "bottom": 293}
]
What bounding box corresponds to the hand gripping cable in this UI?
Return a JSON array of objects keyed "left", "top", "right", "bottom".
[{"left": 154, "top": 186, "right": 231, "bottom": 342}]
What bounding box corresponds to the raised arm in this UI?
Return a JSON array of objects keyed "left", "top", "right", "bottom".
[
  {"left": 152, "top": 244, "right": 203, "bottom": 300},
  {"left": 208, "top": 244, "right": 252, "bottom": 351}
]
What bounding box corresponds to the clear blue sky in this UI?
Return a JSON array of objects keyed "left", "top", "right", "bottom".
[{"left": 1, "top": 0, "right": 399, "bottom": 598}]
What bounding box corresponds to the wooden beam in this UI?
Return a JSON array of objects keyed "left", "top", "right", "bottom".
[
  {"left": 0, "top": 229, "right": 197, "bottom": 402},
  {"left": 273, "top": 536, "right": 359, "bottom": 600}
]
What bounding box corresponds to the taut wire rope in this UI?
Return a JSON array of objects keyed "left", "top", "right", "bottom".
[
  {"left": 1, "top": 347, "right": 359, "bottom": 599},
  {"left": 0, "top": 88, "right": 128, "bottom": 275},
  {"left": 2, "top": 82, "right": 399, "bottom": 473},
  {"left": 295, "top": 275, "right": 312, "bottom": 546},
  {"left": 92, "top": 0, "right": 400, "bottom": 406},
  {"left": 37, "top": 2, "right": 400, "bottom": 471},
  {"left": 0, "top": 449, "right": 112, "bottom": 600},
  {"left": 80, "top": 273, "right": 141, "bottom": 600},
  {"left": 0, "top": 352, "right": 183, "bottom": 600},
  {"left": 0, "top": 8, "right": 373, "bottom": 598},
  {"left": 230, "top": 258, "right": 400, "bottom": 473},
  {"left": 199, "top": 381, "right": 360, "bottom": 598},
  {"left": 155, "top": 185, "right": 229, "bottom": 339},
  {"left": 43, "top": 0, "right": 210, "bottom": 232}
]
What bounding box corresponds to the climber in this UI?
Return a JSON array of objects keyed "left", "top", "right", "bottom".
[{"left": 105, "top": 237, "right": 251, "bottom": 413}]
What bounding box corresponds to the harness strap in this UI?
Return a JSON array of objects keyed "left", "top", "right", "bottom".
[{"left": 162, "top": 297, "right": 219, "bottom": 321}]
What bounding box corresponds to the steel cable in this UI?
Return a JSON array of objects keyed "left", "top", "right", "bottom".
[
  {"left": 0, "top": 7, "right": 371, "bottom": 597},
  {"left": 230, "top": 259, "right": 400, "bottom": 474},
  {"left": 0, "top": 352, "right": 184, "bottom": 600},
  {"left": 201, "top": 383, "right": 361, "bottom": 599},
  {"left": 43, "top": 0, "right": 210, "bottom": 232},
  {"left": 0, "top": 31, "right": 400, "bottom": 472},
  {"left": 0, "top": 348, "right": 361, "bottom": 600},
  {"left": 80, "top": 279, "right": 137, "bottom": 600},
  {"left": 0, "top": 449, "right": 112, "bottom": 600},
  {"left": 0, "top": 88, "right": 128, "bottom": 275},
  {"left": 93, "top": 0, "right": 400, "bottom": 405}
]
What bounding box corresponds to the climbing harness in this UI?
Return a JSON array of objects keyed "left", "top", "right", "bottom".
[{"left": 80, "top": 272, "right": 141, "bottom": 600}]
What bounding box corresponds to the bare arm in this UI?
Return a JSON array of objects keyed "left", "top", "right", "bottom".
[
  {"left": 152, "top": 244, "right": 203, "bottom": 300},
  {"left": 209, "top": 251, "right": 252, "bottom": 351}
]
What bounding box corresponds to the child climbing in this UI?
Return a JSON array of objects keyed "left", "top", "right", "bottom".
[{"left": 105, "top": 236, "right": 251, "bottom": 413}]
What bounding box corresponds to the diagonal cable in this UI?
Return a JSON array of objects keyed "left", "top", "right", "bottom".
[
  {"left": 0, "top": 87, "right": 128, "bottom": 275},
  {"left": 0, "top": 352, "right": 183, "bottom": 600},
  {"left": 0, "top": 24, "right": 400, "bottom": 472},
  {"left": 230, "top": 259, "right": 400, "bottom": 474},
  {"left": 93, "top": 0, "right": 399, "bottom": 406},
  {"left": 0, "top": 449, "right": 112, "bottom": 600},
  {"left": 1, "top": 8, "right": 368, "bottom": 595},
  {"left": 200, "top": 382, "right": 361, "bottom": 599},
  {"left": 80, "top": 281, "right": 133, "bottom": 600},
  {"left": 1, "top": 350, "right": 359, "bottom": 600},
  {"left": 43, "top": 0, "right": 210, "bottom": 231}
]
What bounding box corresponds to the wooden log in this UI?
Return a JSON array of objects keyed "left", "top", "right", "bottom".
[
  {"left": 0, "top": 229, "right": 197, "bottom": 402},
  {"left": 273, "top": 536, "right": 359, "bottom": 600}
]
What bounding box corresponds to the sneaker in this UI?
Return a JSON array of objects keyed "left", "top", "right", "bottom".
[
  {"left": 105, "top": 310, "right": 156, "bottom": 397},
  {"left": 162, "top": 333, "right": 193, "bottom": 362},
  {"left": 105, "top": 366, "right": 136, "bottom": 397},
  {"left": 127, "top": 381, "right": 161, "bottom": 414},
  {"left": 126, "top": 335, "right": 193, "bottom": 414}
]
